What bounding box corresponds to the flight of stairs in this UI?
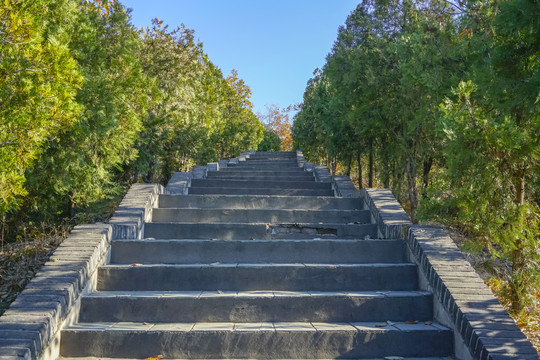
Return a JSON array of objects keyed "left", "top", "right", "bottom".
[{"left": 59, "top": 151, "right": 454, "bottom": 359}]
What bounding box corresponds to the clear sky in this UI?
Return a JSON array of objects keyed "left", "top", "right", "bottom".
[{"left": 120, "top": 0, "right": 359, "bottom": 116}]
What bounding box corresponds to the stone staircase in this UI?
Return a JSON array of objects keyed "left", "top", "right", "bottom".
[{"left": 59, "top": 151, "right": 454, "bottom": 359}]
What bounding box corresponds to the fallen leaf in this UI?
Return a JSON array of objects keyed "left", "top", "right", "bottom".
[
  {"left": 129, "top": 263, "right": 142, "bottom": 267},
  {"left": 144, "top": 355, "right": 163, "bottom": 360},
  {"left": 386, "top": 320, "right": 395, "bottom": 326},
  {"left": 405, "top": 320, "right": 418, "bottom": 324},
  {"left": 424, "top": 320, "right": 433, "bottom": 325}
]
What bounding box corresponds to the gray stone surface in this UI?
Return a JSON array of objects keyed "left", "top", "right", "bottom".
[
  {"left": 151, "top": 208, "right": 370, "bottom": 224},
  {"left": 165, "top": 172, "right": 191, "bottom": 194},
  {"left": 60, "top": 321, "right": 453, "bottom": 359},
  {"left": 96, "top": 263, "right": 418, "bottom": 292},
  {"left": 110, "top": 239, "right": 406, "bottom": 265}
]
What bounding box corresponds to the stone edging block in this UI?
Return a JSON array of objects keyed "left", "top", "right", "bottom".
[
  {"left": 0, "top": 183, "right": 164, "bottom": 359},
  {"left": 358, "top": 185, "right": 538, "bottom": 360},
  {"left": 359, "top": 188, "right": 412, "bottom": 239},
  {"left": 407, "top": 226, "right": 539, "bottom": 360}
]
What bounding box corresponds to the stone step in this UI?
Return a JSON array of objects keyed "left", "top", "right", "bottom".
[
  {"left": 60, "top": 321, "right": 453, "bottom": 359},
  {"left": 109, "top": 239, "right": 406, "bottom": 264},
  {"left": 96, "top": 263, "right": 418, "bottom": 291},
  {"left": 157, "top": 194, "right": 362, "bottom": 210},
  {"left": 59, "top": 357, "right": 455, "bottom": 360},
  {"left": 143, "top": 222, "right": 378, "bottom": 240},
  {"left": 230, "top": 165, "right": 302, "bottom": 171},
  {"left": 79, "top": 290, "right": 434, "bottom": 323},
  {"left": 190, "top": 179, "right": 331, "bottom": 190},
  {"left": 242, "top": 159, "right": 299, "bottom": 165},
  {"left": 206, "top": 174, "right": 316, "bottom": 182},
  {"left": 217, "top": 167, "right": 305, "bottom": 172},
  {"left": 208, "top": 170, "right": 315, "bottom": 178},
  {"left": 188, "top": 187, "right": 334, "bottom": 196},
  {"left": 151, "top": 208, "right": 368, "bottom": 224}
]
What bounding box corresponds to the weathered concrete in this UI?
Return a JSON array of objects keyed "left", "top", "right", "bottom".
[
  {"left": 158, "top": 194, "right": 361, "bottom": 210},
  {"left": 151, "top": 208, "right": 370, "bottom": 224},
  {"left": 61, "top": 321, "right": 453, "bottom": 359},
  {"left": 96, "top": 263, "right": 419, "bottom": 291},
  {"left": 79, "top": 290, "right": 434, "bottom": 323},
  {"left": 110, "top": 239, "right": 407, "bottom": 264}
]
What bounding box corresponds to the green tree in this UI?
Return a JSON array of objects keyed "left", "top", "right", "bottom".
[
  {"left": 258, "top": 129, "right": 281, "bottom": 152},
  {"left": 0, "top": 0, "right": 82, "bottom": 215},
  {"left": 24, "top": 1, "right": 147, "bottom": 218}
]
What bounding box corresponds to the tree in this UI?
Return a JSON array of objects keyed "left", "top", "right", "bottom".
[
  {"left": 259, "top": 104, "right": 294, "bottom": 151},
  {"left": 0, "top": 0, "right": 82, "bottom": 215},
  {"left": 258, "top": 129, "right": 281, "bottom": 152}
]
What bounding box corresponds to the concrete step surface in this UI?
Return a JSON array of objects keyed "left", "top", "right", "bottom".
[
  {"left": 157, "top": 194, "right": 362, "bottom": 210},
  {"left": 110, "top": 239, "right": 406, "bottom": 264},
  {"left": 208, "top": 170, "right": 315, "bottom": 178},
  {"left": 96, "top": 263, "right": 418, "bottom": 292},
  {"left": 187, "top": 187, "right": 335, "bottom": 196},
  {"left": 143, "top": 222, "right": 379, "bottom": 240},
  {"left": 79, "top": 290, "right": 434, "bottom": 323},
  {"left": 206, "top": 174, "right": 316, "bottom": 182},
  {"left": 151, "top": 208, "right": 370, "bottom": 224},
  {"left": 60, "top": 321, "right": 453, "bottom": 359},
  {"left": 190, "top": 179, "right": 331, "bottom": 190},
  {"left": 217, "top": 167, "right": 305, "bottom": 173}
]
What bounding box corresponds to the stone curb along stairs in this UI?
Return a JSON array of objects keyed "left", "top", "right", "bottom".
[{"left": 0, "top": 150, "right": 537, "bottom": 360}]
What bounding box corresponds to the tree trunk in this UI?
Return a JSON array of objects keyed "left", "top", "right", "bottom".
[
  {"left": 405, "top": 152, "right": 418, "bottom": 223},
  {"left": 346, "top": 156, "right": 352, "bottom": 177},
  {"left": 510, "top": 172, "right": 526, "bottom": 313},
  {"left": 368, "top": 141, "right": 374, "bottom": 187},
  {"left": 422, "top": 157, "right": 433, "bottom": 196},
  {"left": 357, "top": 153, "right": 363, "bottom": 189}
]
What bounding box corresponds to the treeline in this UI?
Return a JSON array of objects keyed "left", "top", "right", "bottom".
[
  {"left": 292, "top": 0, "right": 539, "bottom": 315},
  {"left": 1, "top": 1, "right": 263, "bottom": 232}
]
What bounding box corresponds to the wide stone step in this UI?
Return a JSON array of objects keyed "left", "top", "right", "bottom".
[
  {"left": 217, "top": 167, "right": 305, "bottom": 172},
  {"left": 96, "top": 263, "right": 418, "bottom": 291},
  {"left": 190, "top": 179, "right": 331, "bottom": 190},
  {"left": 158, "top": 194, "right": 362, "bottom": 210},
  {"left": 207, "top": 170, "right": 315, "bottom": 178},
  {"left": 151, "top": 208, "right": 368, "bottom": 224},
  {"left": 143, "top": 222, "right": 378, "bottom": 240},
  {"left": 109, "top": 239, "right": 406, "bottom": 264},
  {"left": 241, "top": 160, "right": 299, "bottom": 165},
  {"left": 188, "top": 187, "right": 334, "bottom": 196},
  {"left": 207, "top": 174, "right": 315, "bottom": 182},
  {"left": 79, "top": 290, "right": 433, "bottom": 323},
  {"left": 61, "top": 321, "right": 453, "bottom": 359}
]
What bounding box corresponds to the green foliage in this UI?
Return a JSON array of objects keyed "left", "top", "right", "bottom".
[
  {"left": 0, "top": 2, "right": 262, "bottom": 233},
  {"left": 294, "top": 0, "right": 540, "bottom": 313},
  {"left": 0, "top": 0, "right": 82, "bottom": 214},
  {"left": 258, "top": 129, "right": 281, "bottom": 152}
]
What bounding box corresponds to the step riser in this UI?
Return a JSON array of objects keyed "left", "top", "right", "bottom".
[
  {"left": 61, "top": 329, "right": 453, "bottom": 358},
  {"left": 143, "top": 223, "right": 378, "bottom": 240},
  {"left": 208, "top": 171, "right": 314, "bottom": 178},
  {"left": 79, "top": 293, "right": 433, "bottom": 323},
  {"left": 188, "top": 188, "right": 335, "bottom": 196},
  {"left": 217, "top": 168, "right": 305, "bottom": 173},
  {"left": 158, "top": 195, "right": 362, "bottom": 210},
  {"left": 97, "top": 265, "right": 418, "bottom": 291},
  {"left": 110, "top": 240, "right": 406, "bottom": 264},
  {"left": 206, "top": 175, "right": 316, "bottom": 182},
  {"left": 190, "top": 179, "right": 331, "bottom": 190},
  {"left": 151, "top": 209, "right": 370, "bottom": 224}
]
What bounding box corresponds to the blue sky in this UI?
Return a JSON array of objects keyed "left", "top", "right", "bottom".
[{"left": 120, "top": 0, "right": 359, "bottom": 116}]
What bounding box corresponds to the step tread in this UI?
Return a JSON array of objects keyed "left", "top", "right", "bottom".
[
  {"left": 84, "top": 290, "right": 432, "bottom": 298},
  {"left": 65, "top": 320, "right": 450, "bottom": 333},
  {"left": 100, "top": 263, "right": 416, "bottom": 269}
]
